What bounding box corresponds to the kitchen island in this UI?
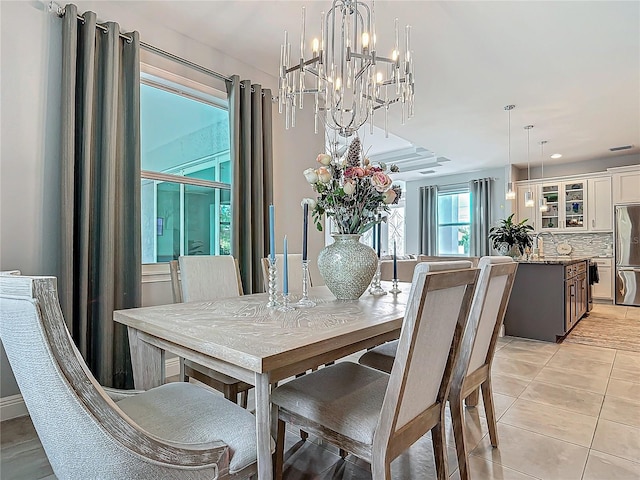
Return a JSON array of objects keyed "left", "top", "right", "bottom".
[{"left": 504, "top": 257, "right": 589, "bottom": 342}]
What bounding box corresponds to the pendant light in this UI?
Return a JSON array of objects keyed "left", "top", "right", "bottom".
[
  {"left": 524, "top": 125, "right": 535, "bottom": 207},
  {"left": 539, "top": 140, "right": 549, "bottom": 212},
  {"left": 504, "top": 105, "right": 516, "bottom": 200}
]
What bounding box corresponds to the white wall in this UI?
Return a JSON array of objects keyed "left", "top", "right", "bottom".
[{"left": 0, "top": 1, "right": 322, "bottom": 399}]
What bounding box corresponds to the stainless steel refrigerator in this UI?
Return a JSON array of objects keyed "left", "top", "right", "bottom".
[{"left": 615, "top": 204, "right": 640, "bottom": 306}]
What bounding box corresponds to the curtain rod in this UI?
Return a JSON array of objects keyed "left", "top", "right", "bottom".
[{"left": 49, "top": 1, "right": 232, "bottom": 83}]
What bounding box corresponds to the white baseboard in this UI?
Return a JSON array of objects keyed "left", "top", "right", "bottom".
[
  {"left": 0, "top": 394, "right": 28, "bottom": 421},
  {"left": 1, "top": 358, "right": 182, "bottom": 422}
]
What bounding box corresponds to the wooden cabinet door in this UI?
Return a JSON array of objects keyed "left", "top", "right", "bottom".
[{"left": 587, "top": 177, "right": 613, "bottom": 231}]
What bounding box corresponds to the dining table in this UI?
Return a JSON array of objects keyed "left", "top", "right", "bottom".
[{"left": 114, "top": 282, "right": 410, "bottom": 480}]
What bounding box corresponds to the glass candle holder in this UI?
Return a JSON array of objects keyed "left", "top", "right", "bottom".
[
  {"left": 294, "top": 260, "right": 316, "bottom": 308},
  {"left": 267, "top": 257, "right": 279, "bottom": 308},
  {"left": 390, "top": 278, "right": 402, "bottom": 294},
  {"left": 278, "top": 292, "right": 295, "bottom": 312},
  {"left": 369, "top": 259, "right": 387, "bottom": 296}
]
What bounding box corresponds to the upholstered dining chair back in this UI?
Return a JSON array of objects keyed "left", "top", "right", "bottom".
[
  {"left": 178, "top": 255, "right": 243, "bottom": 301},
  {"left": 373, "top": 264, "right": 478, "bottom": 453},
  {"left": 0, "top": 275, "right": 255, "bottom": 479},
  {"left": 456, "top": 256, "right": 518, "bottom": 380},
  {"left": 260, "top": 254, "right": 311, "bottom": 293}
]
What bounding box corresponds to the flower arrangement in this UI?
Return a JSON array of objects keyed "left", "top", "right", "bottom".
[{"left": 303, "top": 137, "right": 401, "bottom": 234}]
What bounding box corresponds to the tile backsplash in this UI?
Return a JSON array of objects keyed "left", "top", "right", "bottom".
[{"left": 535, "top": 232, "right": 613, "bottom": 257}]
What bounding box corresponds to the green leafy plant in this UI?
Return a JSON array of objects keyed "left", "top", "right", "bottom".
[{"left": 488, "top": 214, "right": 534, "bottom": 255}]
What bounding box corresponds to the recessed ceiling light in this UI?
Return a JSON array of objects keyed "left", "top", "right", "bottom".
[{"left": 550, "top": 153, "right": 562, "bottom": 159}]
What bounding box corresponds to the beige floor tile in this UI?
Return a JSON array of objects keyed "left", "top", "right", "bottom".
[
  {"left": 449, "top": 455, "right": 540, "bottom": 480},
  {"left": 610, "top": 366, "right": 640, "bottom": 383},
  {"left": 614, "top": 351, "right": 640, "bottom": 373},
  {"left": 606, "top": 377, "right": 640, "bottom": 402},
  {"left": 592, "top": 419, "right": 640, "bottom": 464},
  {"left": 519, "top": 381, "right": 604, "bottom": 416},
  {"left": 498, "top": 398, "right": 597, "bottom": 447},
  {"left": 583, "top": 450, "right": 640, "bottom": 480},
  {"left": 600, "top": 395, "right": 640, "bottom": 428},
  {"left": 475, "top": 392, "right": 517, "bottom": 421},
  {"left": 470, "top": 423, "right": 589, "bottom": 480},
  {"left": 505, "top": 338, "right": 560, "bottom": 355},
  {"left": 492, "top": 356, "right": 544, "bottom": 381},
  {"left": 444, "top": 406, "right": 488, "bottom": 452},
  {"left": 533, "top": 366, "right": 609, "bottom": 394},
  {"left": 545, "top": 354, "right": 613, "bottom": 378},
  {"left": 626, "top": 307, "right": 640, "bottom": 320},
  {"left": 558, "top": 343, "right": 617, "bottom": 363},
  {"left": 495, "top": 344, "right": 556, "bottom": 365},
  {"left": 491, "top": 374, "right": 531, "bottom": 397}
]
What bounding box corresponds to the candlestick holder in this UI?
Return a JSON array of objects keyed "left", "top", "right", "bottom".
[
  {"left": 390, "top": 278, "right": 402, "bottom": 295},
  {"left": 267, "top": 257, "right": 279, "bottom": 308},
  {"left": 369, "top": 259, "right": 387, "bottom": 296},
  {"left": 294, "top": 260, "right": 316, "bottom": 308},
  {"left": 278, "top": 292, "right": 295, "bottom": 311}
]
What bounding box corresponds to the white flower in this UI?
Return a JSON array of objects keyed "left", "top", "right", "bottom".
[
  {"left": 317, "top": 167, "right": 332, "bottom": 184},
  {"left": 301, "top": 197, "right": 317, "bottom": 209},
  {"left": 303, "top": 168, "right": 319, "bottom": 184},
  {"left": 343, "top": 180, "right": 356, "bottom": 195},
  {"left": 316, "top": 153, "right": 332, "bottom": 166}
]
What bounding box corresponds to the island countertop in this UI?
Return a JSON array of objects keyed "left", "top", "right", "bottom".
[{"left": 517, "top": 256, "right": 591, "bottom": 265}]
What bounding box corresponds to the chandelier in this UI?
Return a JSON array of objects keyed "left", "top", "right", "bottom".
[{"left": 278, "top": 1, "right": 415, "bottom": 138}]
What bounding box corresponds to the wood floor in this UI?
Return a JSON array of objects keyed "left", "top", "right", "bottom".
[{"left": 2, "top": 305, "right": 640, "bottom": 479}]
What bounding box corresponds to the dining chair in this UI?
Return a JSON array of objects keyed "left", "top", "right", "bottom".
[
  {"left": 170, "top": 255, "right": 252, "bottom": 408},
  {"left": 358, "top": 260, "right": 473, "bottom": 373},
  {"left": 448, "top": 256, "right": 517, "bottom": 480},
  {"left": 271, "top": 265, "right": 479, "bottom": 480},
  {"left": 260, "top": 254, "right": 311, "bottom": 293},
  {"left": 0, "top": 274, "right": 263, "bottom": 479}
]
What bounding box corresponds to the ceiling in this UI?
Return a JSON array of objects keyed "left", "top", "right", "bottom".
[{"left": 118, "top": 1, "right": 640, "bottom": 179}]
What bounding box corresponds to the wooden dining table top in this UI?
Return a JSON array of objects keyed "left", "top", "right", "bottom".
[{"left": 114, "top": 283, "right": 410, "bottom": 376}]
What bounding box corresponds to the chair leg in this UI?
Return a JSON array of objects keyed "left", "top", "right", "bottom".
[
  {"left": 299, "top": 429, "right": 308, "bottom": 441},
  {"left": 371, "top": 455, "right": 391, "bottom": 480},
  {"left": 339, "top": 448, "right": 348, "bottom": 459},
  {"left": 431, "top": 415, "right": 449, "bottom": 480},
  {"left": 481, "top": 379, "right": 499, "bottom": 447},
  {"left": 239, "top": 390, "right": 249, "bottom": 409},
  {"left": 464, "top": 387, "right": 480, "bottom": 407},
  {"left": 274, "top": 418, "right": 286, "bottom": 480},
  {"left": 450, "top": 393, "right": 470, "bottom": 480}
]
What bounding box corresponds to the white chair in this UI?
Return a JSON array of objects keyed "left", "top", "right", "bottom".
[
  {"left": 448, "top": 256, "right": 517, "bottom": 480},
  {"left": 358, "top": 260, "right": 474, "bottom": 372},
  {"left": 0, "top": 274, "right": 261, "bottom": 479},
  {"left": 170, "top": 255, "right": 252, "bottom": 408},
  {"left": 272, "top": 265, "right": 479, "bottom": 480},
  {"left": 260, "top": 254, "right": 311, "bottom": 293}
]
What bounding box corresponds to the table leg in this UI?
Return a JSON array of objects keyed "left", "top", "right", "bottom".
[
  {"left": 255, "top": 372, "right": 273, "bottom": 480},
  {"left": 127, "top": 327, "right": 164, "bottom": 390}
]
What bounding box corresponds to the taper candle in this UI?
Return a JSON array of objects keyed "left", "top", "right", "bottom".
[
  {"left": 283, "top": 235, "right": 289, "bottom": 295},
  {"left": 376, "top": 218, "right": 382, "bottom": 258},
  {"left": 269, "top": 204, "right": 275, "bottom": 262},
  {"left": 302, "top": 203, "right": 309, "bottom": 261},
  {"left": 393, "top": 240, "right": 397, "bottom": 280}
]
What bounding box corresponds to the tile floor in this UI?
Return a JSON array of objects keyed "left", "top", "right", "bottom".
[{"left": 1, "top": 306, "right": 639, "bottom": 479}]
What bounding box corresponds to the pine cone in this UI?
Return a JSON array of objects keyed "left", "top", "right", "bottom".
[{"left": 346, "top": 137, "right": 361, "bottom": 167}]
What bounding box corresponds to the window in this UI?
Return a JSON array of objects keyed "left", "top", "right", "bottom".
[
  {"left": 437, "top": 191, "right": 470, "bottom": 256},
  {"left": 140, "top": 76, "right": 231, "bottom": 264}
]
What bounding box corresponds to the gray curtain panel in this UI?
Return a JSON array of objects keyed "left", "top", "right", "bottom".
[
  {"left": 59, "top": 5, "right": 141, "bottom": 389},
  {"left": 470, "top": 177, "right": 493, "bottom": 256},
  {"left": 419, "top": 185, "right": 438, "bottom": 255},
  {"left": 226, "top": 76, "right": 274, "bottom": 294}
]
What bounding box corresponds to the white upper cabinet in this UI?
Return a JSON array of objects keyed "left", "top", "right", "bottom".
[
  {"left": 587, "top": 176, "right": 613, "bottom": 231},
  {"left": 537, "top": 180, "right": 587, "bottom": 231},
  {"left": 612, "top": 166, "right": 640, "bottom": 204}
]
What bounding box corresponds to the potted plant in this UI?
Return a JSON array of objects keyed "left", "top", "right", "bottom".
[{"left": 488, "top": 214, "right": 534, "bottom": 257}]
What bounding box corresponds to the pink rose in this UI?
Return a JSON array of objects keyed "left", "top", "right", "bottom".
[
  {"left": 316, "top": 153, "right": 332, "bottom": 166},
  {"left": 371, "top": 172, "right": 392, "bottom": 192},
  {"left": 345, "top": 166, "right": 365, "bottom": 178},
  {"left": 317, "top": 167, "right": 332, "bottom": 183},
  {"left": 382, "top": 188, "right": 397, "bottom": 204}
]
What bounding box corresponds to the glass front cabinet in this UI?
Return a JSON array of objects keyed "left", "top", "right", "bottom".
[{"left": 538, "top": 181, "right": 587, "bottom": 231}]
